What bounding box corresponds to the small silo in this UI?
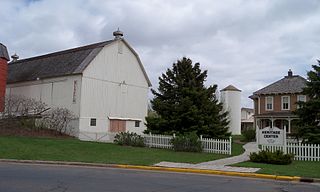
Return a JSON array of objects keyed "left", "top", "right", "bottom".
[
  {"left": 0, "top": 43, "right": 9, "bottom": 112},
  {"left": 220, "top": 85, "right": 241, "bottom": 135}
]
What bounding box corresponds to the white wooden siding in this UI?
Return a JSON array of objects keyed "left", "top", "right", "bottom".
[
  {"left": 6, "top": 75, "right": 82, "bottom": 116},
  {"left": 6, "top": 75, "right": 82, "bottom": 135},
  {"left": 79, "top": 40, "right": 149, "bottom": 136},
  {"left": 83, "top": 41, "right": 148, "bottom": 88}
]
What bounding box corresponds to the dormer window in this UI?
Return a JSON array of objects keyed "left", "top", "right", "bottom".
[
  {"left": 266, "top": 96, "right": 273, "bottom": 111},
  {"left": 281, "top": 96, "right": 290, "bottom": 110}
]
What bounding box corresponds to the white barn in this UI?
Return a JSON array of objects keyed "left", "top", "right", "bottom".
[{"left": 6, "top": 30, "right": 151, "bottom": 142}]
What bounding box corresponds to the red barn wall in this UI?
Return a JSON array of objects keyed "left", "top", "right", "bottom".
[{"left": 0, "top": 43, "right": 9, "bottom": 112}]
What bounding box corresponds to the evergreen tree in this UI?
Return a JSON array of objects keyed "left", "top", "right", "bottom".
[
  {"left": 146, "top": 57, "right": 230, "bottom": 138},
  {"left": 295, "top": 61, "right": 320, "bottom": 144}
]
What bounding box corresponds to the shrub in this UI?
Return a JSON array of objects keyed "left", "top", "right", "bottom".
[
  {"left": 114, "top": 132, "right": 145, "bottom": 147},
  {"left": 41, "top": 107, "right": 76, "bottom": 135},
  {"left": 170, "top": 132, "right": 202, "bottom": 152},
  {"left": 250, "top": 150, "right": 294, "bottom": 165},
  {"left": 242, "top": 129, "right": 256, "bottom": 142}
]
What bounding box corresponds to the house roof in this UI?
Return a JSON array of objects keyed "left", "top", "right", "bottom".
[
  {"left": 241, "top": 107, "right": 253, "bottom": 113},
  {"left": 220, "top": 85, "right": 241, "bottom": 92},
  {"left": 250, "top": 75, "right": 307, "bottom": 97},
  {"left": 7, "top": 39, "right": 152, "bottom": 86},
  {"left": 0, "top": 43, "right": 9, "bottom": 61}
]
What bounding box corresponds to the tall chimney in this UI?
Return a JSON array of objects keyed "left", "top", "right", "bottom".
[{"left": 0, "top": 43, "right": 9, "bottom": 112}]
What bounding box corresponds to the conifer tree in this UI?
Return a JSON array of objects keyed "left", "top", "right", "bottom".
[
  {"left": 295, "top": 61, "right": 320, "bottom": 144},
  {"left": 146, "top": 57, "right": 230, "bottom": 138}
]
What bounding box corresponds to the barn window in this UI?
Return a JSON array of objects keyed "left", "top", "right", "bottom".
[
  {"left": 118, "top": 42, "right": 123, "bottom": 54},
  {"left": 135, "top": 121, "right": 140, "bottom": 127},
  {"left": 90, "top": 118, "right": 96, "bottom": 126},
  {"left": 72, "top": 80, "right": 77, "bottom": 103}
]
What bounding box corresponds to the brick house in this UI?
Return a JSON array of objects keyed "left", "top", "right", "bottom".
[{"left": 249, "top": 70, "right": 307, "bottom": 133}]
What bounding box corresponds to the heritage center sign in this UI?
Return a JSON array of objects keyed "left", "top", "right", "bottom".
[{"left": 258, "top": 126, "right": 285, "bottom": 145}]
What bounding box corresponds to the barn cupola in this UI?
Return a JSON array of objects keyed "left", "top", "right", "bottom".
[
  {"left": 0, "top": 43, "right": 9, "bottom": 112},
  {"left": 113, "top": 28, "right": 124, "bottom": 40},
  {"left": 11, "top": 53, "right": 19, "bottom": 62}
]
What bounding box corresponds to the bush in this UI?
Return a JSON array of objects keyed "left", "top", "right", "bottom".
[
  {"left": 170, "top": 132, "right": 202, "bottom": 152},
  {"left": 41, "top": 107, "right": 76, "bottom": 135},
  {"left": 250, "top": 150, "right": 294, "bottom": 165},
  {"left": 114, "top": 132, "right": 145, "bottom": 147},
  {"left": 242, "top": 129, "right": 256, "bottom": 142}
]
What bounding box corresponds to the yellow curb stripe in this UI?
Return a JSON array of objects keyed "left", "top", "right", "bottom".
[
  {"left": 252, "top": 173, "right": 277, "bottom": 180},
  {"left": 116, "top": 164, "right": 301, "bottom": 182},
  {"left": 293, "top": 176, "right": 301, "bottom": 181},
  {"left": 276, "top": 175, "right": 297, "bottom": 181}
]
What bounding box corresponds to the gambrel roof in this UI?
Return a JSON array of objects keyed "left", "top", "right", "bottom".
[{"left": 7, "top": 39, "right": 151, "bottom": 86}]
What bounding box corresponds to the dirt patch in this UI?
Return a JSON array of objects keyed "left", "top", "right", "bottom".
[{"left": 0, "top": 127, "right": 73, "bottom": 139}]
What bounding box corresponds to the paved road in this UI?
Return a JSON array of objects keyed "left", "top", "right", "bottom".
[{"left": 0, "top": 162, "right": 319, "bottom": 192}]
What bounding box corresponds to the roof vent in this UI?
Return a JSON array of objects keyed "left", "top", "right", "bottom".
[
  {"left": 288, "top": 69, "right": 293, "bottom": 77},
  {"left": 113, "top": 28, "right": 124, "bottom": 40},
  {"left": 11, "top": 53, "right": 19, "bottom": 62}
]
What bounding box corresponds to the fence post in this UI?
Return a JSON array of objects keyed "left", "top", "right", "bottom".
[
  {"left": 283, "top": 126, "right": 287, "bottom": 154},
  {"left": 229, "top": 136, "right": 232, "bottom": 155},
  {"left": 200, "top": 135, "right": 203, "bottom": 140},
  {"left": 173, "top": 133, "right": 175, "bottom": 138}
]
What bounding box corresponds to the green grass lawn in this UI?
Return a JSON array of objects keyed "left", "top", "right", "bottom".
[
  {"left": 0, "top": 136, "right": 243, "bottom": 166},
  {"left": 231, "top": 141, "right": 244, "bottom": 156},
  {"left": 232, "top": 161, "right": 320, "bottom": 178}
]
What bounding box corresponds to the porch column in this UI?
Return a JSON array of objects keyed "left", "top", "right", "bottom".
[
  {"left": 288, "top": 118, "right": 291, "bottom": 133},
  {"left": 256, "top": 118, "right": 260, "bottom": 144}
]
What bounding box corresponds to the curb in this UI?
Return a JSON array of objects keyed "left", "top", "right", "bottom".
[
  {"left": 0, "top": 159, "right": 317, "bottom": 183},
  {"left": 116, "top": 164, "right": 304, "bottom": 182}
]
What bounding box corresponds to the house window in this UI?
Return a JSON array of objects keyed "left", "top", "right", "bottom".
[
  {"left": 90, "top": 118, "right": 96, "bottom": 126},
  {"left": 265, "top": 96, "right": 273, "bottom": 111},
  {"left": 297, "top": 95, "right": 306, "bottom": 109},
  {"left": 281, "top": 96, "right": 290, "bottom": 110},
  {"left": 135, "top": 121, "right": 140, "bottom": 127}
]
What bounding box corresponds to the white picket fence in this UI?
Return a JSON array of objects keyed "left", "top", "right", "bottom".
[
  {"left": 143, "top": 133, "right": 232, "bottom": 155},
  {"left": 78, "top": 131, "right": 117, "bottom": 143},
  {"left": 144, "top": 133, "right": 173, "bottom": 149},
  {"left": 261, "top": 142, "right": 320, "bottom": 161}
]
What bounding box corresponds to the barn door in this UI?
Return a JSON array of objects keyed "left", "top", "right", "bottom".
[{"left": 110, "top": 120, "right": 126, "bottom": 132}]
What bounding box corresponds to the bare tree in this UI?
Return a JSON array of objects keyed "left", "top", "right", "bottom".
[
  {"left": 41, "top": 107, "right": 76, "bottom": 135},
  {"left": 1, "top": 95, "right": 48, "bottom": 119},
  {"left": 1, "top": 95, "right": 76, "bottom": 136}
]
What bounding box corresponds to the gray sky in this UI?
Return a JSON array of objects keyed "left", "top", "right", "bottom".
[{"left": 1, "top": 0, "right": 320, "bottom": 107}]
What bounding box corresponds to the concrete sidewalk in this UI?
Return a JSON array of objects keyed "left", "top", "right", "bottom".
[{"left": 155, "top": 142, "right": 261, "bottom": 173}]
